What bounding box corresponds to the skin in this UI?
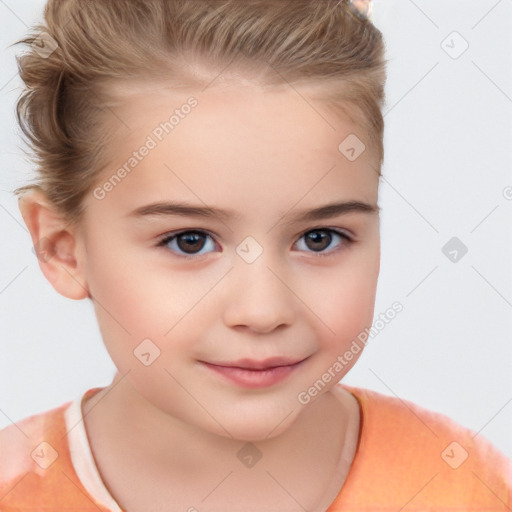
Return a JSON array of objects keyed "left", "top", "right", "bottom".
[{"left": 19, "top": 78, "right": 381, "bottom": 511}]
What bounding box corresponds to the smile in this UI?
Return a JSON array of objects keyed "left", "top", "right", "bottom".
[{"left": 201, "top": 357, "right": 308, "bottom": 389}]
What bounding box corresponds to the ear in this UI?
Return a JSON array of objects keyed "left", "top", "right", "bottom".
[{"left": 18, "top": 189, "right": 90, "bottom": 300}]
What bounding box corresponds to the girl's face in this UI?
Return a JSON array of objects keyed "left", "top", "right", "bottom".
[{"left": 76, "top": 81, "right": 381, "bottom": 440}]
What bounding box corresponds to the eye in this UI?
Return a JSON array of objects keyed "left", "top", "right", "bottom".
[
  {"left": 157, "top": 227, "right": 353, "bottom": 259},
  {"left": 294, "top": 228, "right": 353, "bottom": 256},
  {"left": 157, "top": 230, "right": 217, "bottom": 258}
]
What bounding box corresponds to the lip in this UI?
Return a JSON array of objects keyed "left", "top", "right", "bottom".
[{"left": 201, "top": 357, "right": 308, "bottom": 389}]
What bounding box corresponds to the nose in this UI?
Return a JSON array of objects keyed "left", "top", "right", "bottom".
[{"left": 222, "top": 258, "right": 296, "bottom": 334}]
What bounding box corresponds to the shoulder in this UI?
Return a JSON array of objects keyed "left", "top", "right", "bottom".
[
  {"left": 336, "top": 384, "right": 512, "bottom": 509},
  {"left": 0, "top": 402, "right": 68, "bottom": 480},
  {"left": 0, "top": 399, "right": 101, "bottom": 510}
]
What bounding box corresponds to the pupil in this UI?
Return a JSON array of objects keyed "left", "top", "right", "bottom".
[
  {"left": 178, "top": 232, "right": 205, "bottom": 253},
  {"left": 306, "top": 231, "right": 330, "bottom": 251}
]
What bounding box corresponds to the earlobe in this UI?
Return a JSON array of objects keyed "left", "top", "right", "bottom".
[{"left": 18, "top": 190, "right": 90, "bottom": 301}]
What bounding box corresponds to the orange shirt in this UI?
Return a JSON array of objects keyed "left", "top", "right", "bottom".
[{"left": 1, "top": 384, "right": 510, "bottom": 510}]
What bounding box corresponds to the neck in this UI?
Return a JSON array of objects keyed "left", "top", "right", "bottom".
[{"left": 82, "top": 372, "right": 360, "bottom": 511}]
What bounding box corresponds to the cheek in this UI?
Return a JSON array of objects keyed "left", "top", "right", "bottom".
[
  {"left": 308, "top": 249, "right": 380, "bottom": 349},
  {"left": 85, "top": 239, "right": 190, "bottom": 327},
  {"left": 84, "top": 244, "right": 223, "bottom": 368}
]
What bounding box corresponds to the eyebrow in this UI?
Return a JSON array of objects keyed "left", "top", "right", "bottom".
[{"left": 129, "top": 200, "right": 379, "bottom": 224}]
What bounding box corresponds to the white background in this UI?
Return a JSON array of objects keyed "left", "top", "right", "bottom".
[{"left": 0, "top": 0, "right": 511, "bottom": 458}]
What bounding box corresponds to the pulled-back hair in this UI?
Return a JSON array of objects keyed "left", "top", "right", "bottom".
[{"left": 13, "top": 0, "right": 387, "bottom": 225}]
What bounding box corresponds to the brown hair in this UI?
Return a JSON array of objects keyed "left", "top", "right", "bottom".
[{"left": 13, "top": 0, "right": 387, "bottom": 225}]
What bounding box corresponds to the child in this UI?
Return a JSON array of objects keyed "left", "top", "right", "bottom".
[{"left": 1, "top": 0, "right": 510, "bottom": 510}]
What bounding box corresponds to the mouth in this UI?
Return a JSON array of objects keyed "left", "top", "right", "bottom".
[{"left": 200, "top": 357, "right": 309, "bottom": 389}]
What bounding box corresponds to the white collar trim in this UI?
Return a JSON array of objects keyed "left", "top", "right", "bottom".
[{"left": 64, "top": 390, "right": 123, "bottom": 512}]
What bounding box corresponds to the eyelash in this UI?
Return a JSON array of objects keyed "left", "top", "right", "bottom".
[{"left": 156, "top": 227, "right": 354, "bottom": 260}]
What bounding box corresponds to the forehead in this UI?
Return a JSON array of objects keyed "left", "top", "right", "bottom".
[{"left": 91, "top": 80, "right": 379, "bottom": 218}]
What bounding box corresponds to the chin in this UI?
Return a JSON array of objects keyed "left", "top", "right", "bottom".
[
  {"left": 208, "top": 401, "right": 303, "bottom": 442},
  {"left": 218, "top": 420, "right": 295, "bottom": 443}
]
